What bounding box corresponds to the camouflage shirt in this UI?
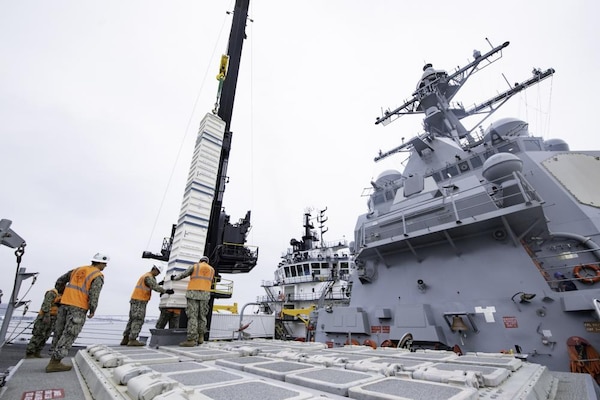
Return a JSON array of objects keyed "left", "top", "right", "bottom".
[
  {"left": 39, "top": 289, "right": 58, "bottom": 315},
  {"left": 144, "top": 274, "right": 166, "bottom": 296}
]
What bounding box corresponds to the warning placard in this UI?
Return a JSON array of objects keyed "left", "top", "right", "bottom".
[
  {"left": 22, "top": 389, "right": 65, "bottom": 400},
  {"left": 503, "top": 316, "right": 518, "bottom": 328}
]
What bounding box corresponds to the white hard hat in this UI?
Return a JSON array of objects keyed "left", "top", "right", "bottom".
[
  {"left": 92, "top": 253, "right": 110, "bottom": 264},
  {"left": 152, "top": 264, "right": 164, "bottom": 274},
  {"left": 199, "top": 256, "right": 209, "bottom": 263}
]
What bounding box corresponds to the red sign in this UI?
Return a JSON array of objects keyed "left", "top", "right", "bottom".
[
  {"left": 382, "top": 326, "right": 390, "bottom": 333},
  {"left": 371, "top": 326, "right": 381, "bottom": 333},
  {"left": 22, "top": 389, "right": 65, "bottom": 400},
  {"left": 503, "top": 316, "right": 518, "bottom": 328}
]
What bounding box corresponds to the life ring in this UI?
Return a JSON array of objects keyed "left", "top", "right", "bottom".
[
  {"left": 380, "top": 339, "right": 393, "bottom": 348},
  {"left": 363, "top": 339, "right": 377, "bottom": 349},
  {"left": 345, "top": 338, "right": 360, "bottom": 346},
  {"left": 573, "top": 264, "right": 600, "bottom": 284}
]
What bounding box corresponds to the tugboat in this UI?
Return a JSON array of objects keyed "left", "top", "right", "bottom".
[
  {"left": 312, "top": 39, "right": 600, "bottom": 377},
  {"left": 259, "top": 208, "right": 353, "bottom": 341}
]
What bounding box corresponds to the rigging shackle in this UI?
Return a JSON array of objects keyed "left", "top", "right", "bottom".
[{"left": 14, "top": 244, "right": 26, "bottom": 265}]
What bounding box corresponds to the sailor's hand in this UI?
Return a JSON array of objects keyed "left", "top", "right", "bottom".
[
  {"left": 165, "top": 289, "right": 175, "bottom": 295},
  {"left": 171, "top": 274, "right": 176, "bottom": 281},
  {"left": 88, "top": 311, "right": 95, "bottom": 319}
]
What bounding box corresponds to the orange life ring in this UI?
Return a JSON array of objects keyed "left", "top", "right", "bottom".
[
  {"left": 573, "top": 264, "right": 600, "bottom": 284},
  {"left": 380, "top": 339, "right": 393, "bottom": 348},
  {"left": 363, "top": 339, "right": 377, "bottom": 349},
  {"left": 345, "top": 338, "right": 360, "bottom": 346}
]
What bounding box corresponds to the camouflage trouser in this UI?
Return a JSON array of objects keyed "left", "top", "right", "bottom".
[
  {"left": 123, "top": 299, "right": 148, "bottom": 340},
  {"left": 51, "top": 305, "right": 87, "bottom": 360},
  {"left": 156, "top": 309, "right": 180, "bottom": 329},
  {"left": 186, "top": 298, "right": 209, "bottom": 341},
  {"left": 25, "top": 314, "right": 56, "bottom": 355}
]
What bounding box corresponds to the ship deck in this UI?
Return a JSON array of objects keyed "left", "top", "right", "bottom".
[{"left": 1, "top": 340, "right": 598, "bottom": 400}]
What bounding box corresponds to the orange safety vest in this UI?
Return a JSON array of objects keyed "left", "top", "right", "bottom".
[
  {"left": 61, "top": 265, "right": 104, "bottom": 310},
  {"left": 187, "top": 262, "right": 214, "bottom": 291},
  {"left": 38, "top": 289, "right": 61, "bottom": 316},
  {"left": 131, "top": 272, "right": 154, "bottom": 301}
]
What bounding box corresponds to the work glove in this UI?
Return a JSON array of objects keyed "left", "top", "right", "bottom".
[
  {"left": 165, "top": 289, "right": 175, "bottom": 295},
  {"left": 170, "top": 274, "right": 176, "bottom": 281},
  {"left": 158, "top": 280, "right": 164, "bottom": 286}
]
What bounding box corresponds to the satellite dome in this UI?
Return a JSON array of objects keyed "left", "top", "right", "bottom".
[
  {"left": 374, "top": 170, "right": 403, "bottom": 187},
  {"left": 544, "top": 138, "right": 570, "bottom": 152},
  {"left": 482, "top": 153, "right": 523, "bottom": 183},
  {"left": 483, "top": 118, "right": 529, "bottom": 143}
]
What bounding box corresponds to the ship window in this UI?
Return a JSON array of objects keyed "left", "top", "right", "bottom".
[
  {"left": 303, "top": 264, "right": 310, "bottom": 275},
  {"left": 296, "top": 265, "right": 304, "bottom": 276},
  {"left": 469, "top": 155, "right": 483, "bottom": 168},
  {"left": 442, "top": 165, "right": 459, "bottom": 178},
  {"left": 311, "top": 263, "right": 320, "bottom": 269},
  {"left": 284, "top": 266, "right": 290, "bottom": 277},
  {"left": 313, "top": 268, "right": 320, "bottom": 276},
  {"left": 385, "top": 189, "right": 397, "bottom": 201},
  {"left": 498, "top": 142, "right": 520, "bottom": 154},
  {"left": 320, "top": 262, "right": 329, "bottom": 269},
  {"left": 290, "top": 267, "right": 297, "bottom": 277},
  {"left": 483, "top": 149, "right": 496, "bottom": 160},
  {"left": 523, "top": 139, "right": 543, "bottom": 151},
  {"left": 372, "top": 191, "right": 386, "bottom": 205}
]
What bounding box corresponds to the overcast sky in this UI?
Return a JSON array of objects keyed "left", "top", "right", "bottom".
[{"left": 1, "top": 1, "right": 599, "bottom": 318}]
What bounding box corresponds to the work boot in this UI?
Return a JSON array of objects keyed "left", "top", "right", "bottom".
[
  {"left": 120, "top": 336, "right": 129, "bottom": 346},
  {"left": 127, "top": 339, "right": 145, "bottom": 347},
  {"left": 45, "top": 358, "right": 72, "bottom": 373},
  {"left": 179, "top": 340, "right": 197, "bottom": 347}
]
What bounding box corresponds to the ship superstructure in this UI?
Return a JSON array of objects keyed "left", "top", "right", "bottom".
[
  {"left": 312, "top": 39, "right": 600, "bottom": 376},
  {"left": 259, "top": 209, "right": 353, "bottom": 340}
]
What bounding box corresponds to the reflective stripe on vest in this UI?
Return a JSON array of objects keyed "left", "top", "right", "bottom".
[
  {"left": 61, "top": 266, "right": 103, "bottom": 310},
  {"left": 187, "top": 262, "right": 214, "bottom": 291},
  {"left": 131, "top": 272, "right": 153, "bottom": 301}
]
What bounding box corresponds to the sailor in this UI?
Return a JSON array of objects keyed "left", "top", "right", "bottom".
[
  {"left": 121, "top": 264, "right": 173, "bottom": 346},
  {"left": 24, "top": 282, "right": 64, "bottom": 358},
  {"left": 46, "top": 252, "right": 109, "bottom": 373},
  {"left": 155, "top": 307, "right": 181, "bottom": 329},
  {"left": 171, "top": 256, "right": 214, "bottom": 346}
]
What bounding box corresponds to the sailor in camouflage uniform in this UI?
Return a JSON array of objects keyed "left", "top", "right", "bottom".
[
  {"left": 121, "top": 264, "right": 173, "bottom": 346},
  {"left": 46, "top": 252, "right": 109, "bottom": 373},
  {"left": 25, "top": 283, "right": 64, "bottom": 358},
  {"left": 171, "top": 256, "right": 214, "bottom": 346},
  {"left": 155, "top": 307, "right": 181, "bottom": 329}
]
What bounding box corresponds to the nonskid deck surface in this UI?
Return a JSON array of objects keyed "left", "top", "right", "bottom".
[{"left": 5, "top": 339, "right": 595, "bottom": 400}]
